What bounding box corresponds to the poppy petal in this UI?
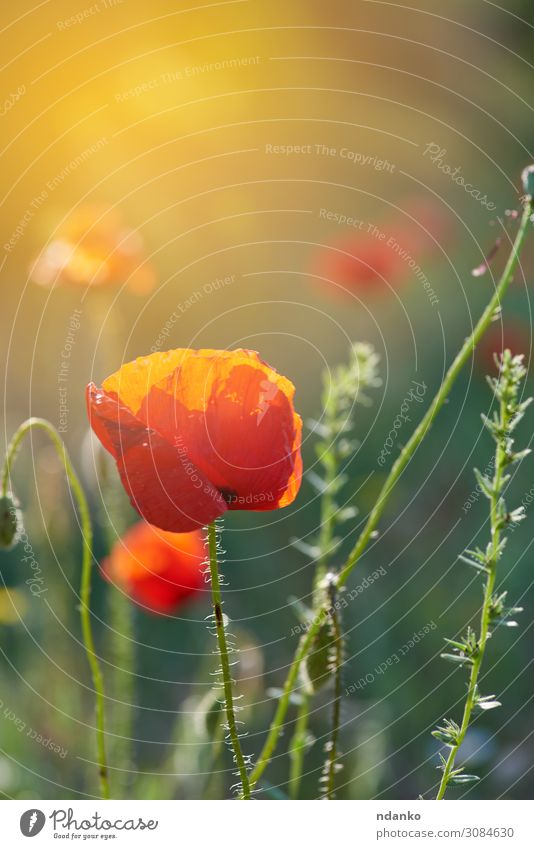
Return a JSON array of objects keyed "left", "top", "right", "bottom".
[
  {"left": 101, "top": 521, "right": 206, "bottom": 614},
  {"left": 87, "top": 383, "right": 227, "bottom": 531},
  {"left": 137, "top": 352, "right": 302, "bottom": 508}
]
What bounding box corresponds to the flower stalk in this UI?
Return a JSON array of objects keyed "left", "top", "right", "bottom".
[
  {"left": 1, "top": 418, "right": 110, "bottom": 798},
  {"left": 434, "top": 351, "right": 531, "bottom": 798},
  {"left": 248, "top": 193, "right": 533, "bottom": 793},
  {"left": 287, "top": 343, "right": 381, "bottom": 797},
  {"left": 288, "top": 691, "right": 311, "bottom": 799},
  {"left": 320, "top": 577, "right": 343, "bottom": 799},
  {"left": 206, "top": 520, "right": 251, "bottom": 798}
]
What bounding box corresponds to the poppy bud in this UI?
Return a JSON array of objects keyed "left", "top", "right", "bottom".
[
  {"left": 0, "top": 494, "right": 22, "bottom": 550},
  {"left": 522, "top": 164, "right": 534, "bottom": 198}
]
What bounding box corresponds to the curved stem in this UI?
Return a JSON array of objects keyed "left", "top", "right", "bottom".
[
  {"left": 249, "top": 197, "right": 533, "bottom": 792},
  {"left": 207, "top": 521, "right": 251, "bottom": 799},
  {"left": 337, "top": 198, "right": 532, "bottom": 590},
  {"left": 2, "top": 418, "right": 110, "bottom": 799}
]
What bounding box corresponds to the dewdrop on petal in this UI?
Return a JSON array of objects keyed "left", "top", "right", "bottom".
[
  {"left": 521, "top": 164, "right": 534, "bottom": 198},
  {"left": 0, "top": 494, "right": 22, "bottom": 550}
]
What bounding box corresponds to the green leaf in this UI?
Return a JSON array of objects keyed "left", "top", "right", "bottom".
[
  {"left": 443, "top": 638, "right": 469, "bottom": 652},
  {"left": 287, "top": 595, "right": 313, "bottom": 624},
  {"left": 448, "top": 774, "right": 480, "bottom": 785},
  {"left": 475, "top": 699, "right": 501, "bottom": 711},
  {"left": 290, "top": 537, "right": 321, "bottom": 559},
  {"left": 306, "top": 471, "right": 329, "bottom": 494},
  {"left": 440, "top": 652, "right": 473, "bottom": 666},
  {"left": 473, "top": 468, "right": 494, "bottom": 499}
]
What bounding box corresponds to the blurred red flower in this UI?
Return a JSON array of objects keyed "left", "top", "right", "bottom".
[
  {"left": 101, "top": 521, "right": 205, "bottom": 614},
  {"left": 314, "top": 229, "right": 409, "bottom": 295},
  {"left": 314, "top": 198, "right": 452, "bottom": 297},
  {"left": 87, "top": 348, "right": 302, "bottom": 532},
  {"left": 29, "top": 204, "right": 156, "bottom": 294}
]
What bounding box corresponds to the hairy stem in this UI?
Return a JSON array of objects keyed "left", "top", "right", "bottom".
[
  {"left": 2, "top": 418, "right": 110, "bottom": 798},
  {"left": 249, "top": 196, "right": 533, "bottom": 792},
  {"left": 322, "top": 591, "right": 343, "bottom": 799},
  {"left": 436, "top": 378, "right": 508, "bottom": 798},
  {"left": 207, "top": 521, "right": 251, "bottom": 799}
]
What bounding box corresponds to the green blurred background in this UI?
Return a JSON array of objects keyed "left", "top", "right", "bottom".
[{"left": 0, "top": 0, "right": 533, "bottom": 800}]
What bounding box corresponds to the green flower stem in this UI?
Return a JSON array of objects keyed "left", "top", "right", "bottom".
[
  {"left": 207, "top": 521, "right": 251, "bottom": 799},
  {"left": 435, "top": 570, "right": 498, "bottom": 799},
  {"left": 289, "top": 447, "right": 338, "bottom": 798},
  {"left": 288, "top": 690, "right": 311, "bottom": 799},
  {"left": 247, "top": 625, "right": 318, "bottom": 793},
  {"left": 2, "top": 418, "right": 110, "bottom": 799},
  {"left": 322, "top": 594, "right": 343, "bottom": 799},
  {"left": 316, "top": 448, "right": 338, "bottom": 585},
  {"left": 107, "top": 592, "right": 135, "bottom": 798},
  {"left": 337, "top": 198, "right": 532, "bottom": 590},
  {"left": 436, "top": 370, "right": 509, "bottom": 798},
  {"left": 96, "top": 467, "right": 135, "bottom": 800},
  {"left": 248, "top": 196, "right": 533, "bottom": 793}
]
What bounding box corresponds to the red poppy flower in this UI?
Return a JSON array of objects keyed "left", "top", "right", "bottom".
[
  {"left": 101, "top": 521, "right": 205, "bottom": 613},
  {"left": 29, "top": 204, "right": 156, "bottom": 294},
  {"left": 87, "top": 348, "right": 302, "bottom": 532}
]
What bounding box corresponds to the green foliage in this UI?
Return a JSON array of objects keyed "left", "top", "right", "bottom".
[
  {"left": 433, "top": 350, "right": 532, "bottom": 799},
  {"left": 304, "top": 343, "right": 382, "bottom": 575}
]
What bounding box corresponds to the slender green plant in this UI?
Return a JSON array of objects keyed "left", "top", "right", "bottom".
[
  {"left": 433, "top": 350, "right": 531, "bottom": 798},
  {"left": 0, "top": 418, "right": 110, "bottom": 798},
  {"left": 319, "top": 574, "right": 343, "bottom": 799},
  {"left": 96, "top": 457, "right": 136, "bottom": 799},
  {"left": 289, "top": 343, "right": 381, "bottom": 798},
  {"left": 206, "top": 520, "right": 251, "bottom": 798},
  {"left": 246, "top": 188, "right": 534, "bottom": 795}
]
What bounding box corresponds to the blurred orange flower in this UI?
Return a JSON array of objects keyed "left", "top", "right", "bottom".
[
  {"left": 29, "top": 205, "right": 156, "bottom": 294},
  {"left": 87, "top": 348, "right": 302, "bottom": 532},
  {"left": 101, "top": 521, "right": 205, "bottom": 614}
]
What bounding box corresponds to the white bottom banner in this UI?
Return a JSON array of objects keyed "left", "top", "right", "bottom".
[{"left": 1, "top": 799, "right": 532, "bottom": 847}]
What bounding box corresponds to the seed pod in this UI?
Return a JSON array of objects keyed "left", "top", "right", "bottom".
[{"left": 0, "top": 494, "right": 22, "bottom": 550}]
